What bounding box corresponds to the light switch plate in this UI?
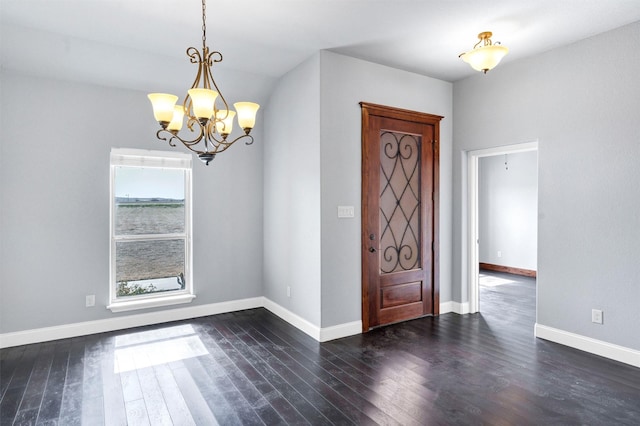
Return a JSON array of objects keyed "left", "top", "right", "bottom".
[{"left": 337, "top": 205, "right": 355, "bottom": 218}]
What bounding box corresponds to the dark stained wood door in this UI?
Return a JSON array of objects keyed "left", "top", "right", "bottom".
[{"left": 361, "top": 102, "right": 442, "bottom": 331}]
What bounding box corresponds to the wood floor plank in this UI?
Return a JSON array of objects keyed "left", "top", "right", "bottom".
[
  {"left": 180, "top": 356, "right": 245, "bottom": 426},
  {"left": 228, "top": 326, "right": 335, "bottom": 425},
  {"left": 137, "top": 365, "right": 174, "bottom": 426},
  {"left": 16, "top": 342, "right": 55, "bottom": 415},
  {"left": 0, "top": 345, "right": 26, "bottom": 401},
  {"left": 80, "top": 395, "right": 104, "bottom": 426},
  {"left": 249, "top": 320, "right": 432, "bottom": 425},
  {"left": 198, "top": 323, "right": 287, "bottom": 425},
  {"left": 35, "top": 341, "right": 70, "bottom": 424},
  {"left": 152, "top": 364, "right": 197, "bottom": 426},
  {"left": 125, "top": 398, "right": 151, "bottom": 426},
  {"left": 58, "top": 381, "right": 83, "bottom": 425},
  {"left": 246, "top": 323, "right": 387, "bottom": 425},
  {"left": 207, "top": 323, "right": 310, "bottom": 425},
  {"left": 240, "top": 324, "right": 355, "bottom": 425},
  {"left": 1, "top": 387, "right": 26, "bottom": 425},
  {"left": 170, "top": 364, "right": 219, "bottom": 425}
]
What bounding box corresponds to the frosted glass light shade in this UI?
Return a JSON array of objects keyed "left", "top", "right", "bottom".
[
  {"left": 234, "top": 102, "right": 260, "bottom": 130},
  {"left": 148, "top": 93, "right": 178, "bottom": 123},
  {"left": 188, "top": 88, "right": 219, "bottom": 120},
  {"left": 461, "top": 44, "right": 509, "bottom": 73},
  {"left": 215, "top": 110, "right": 235, "bottom": 136},
  {"left": 167, "top": 105, "right": 185, "bottom": 132}
]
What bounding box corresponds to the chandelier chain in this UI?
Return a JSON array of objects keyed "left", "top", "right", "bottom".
[{"left": 201, "top": 0, "right": 207, "bottom": 48}]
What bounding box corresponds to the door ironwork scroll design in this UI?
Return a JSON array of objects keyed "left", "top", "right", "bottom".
[{"left": 379, "top": 131, "right": 422, "bottom": 274}]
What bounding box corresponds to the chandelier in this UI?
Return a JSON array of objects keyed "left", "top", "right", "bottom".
[
  {"left": 459, "top": 31, "right": 509, "bottom": 74},
  {"left": 147, "top": 0, "right": 259, "bottom": 165}
]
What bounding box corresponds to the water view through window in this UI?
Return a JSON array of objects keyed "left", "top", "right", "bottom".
[{"left": 114, "top": 166, "right": 187, "bottom": 297}]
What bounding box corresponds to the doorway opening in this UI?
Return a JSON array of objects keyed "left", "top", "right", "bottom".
[{"left": 467, "top": 142, "right": 538, "bottom": 314}]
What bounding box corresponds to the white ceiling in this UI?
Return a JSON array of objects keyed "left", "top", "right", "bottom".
[{"left": 2, "top": 0, "right": 640, "bottom": 102}]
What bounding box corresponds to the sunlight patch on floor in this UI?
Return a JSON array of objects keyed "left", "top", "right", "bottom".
[
  {"left": 113, "top": 324, "right": 209, "bottom": 373},
  {"left": 479, "top": 273, "right": 517, "bottom": 287}
]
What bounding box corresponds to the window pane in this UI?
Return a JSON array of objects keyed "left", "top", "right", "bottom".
[
  {"left": 115, "top": 239, "right": 185, "bottom": 297},
  {"left": 114, "top": 167, "right": 185, "bottom": 235}
]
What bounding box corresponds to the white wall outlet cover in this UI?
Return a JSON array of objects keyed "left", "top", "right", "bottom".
[
  {"left": 591, "top": 309, "right": 603, "bottom": 324},
  {"left": 86, "top": 295, "right": 95, "bottom": 307}
]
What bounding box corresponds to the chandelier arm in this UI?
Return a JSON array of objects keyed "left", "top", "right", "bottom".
[
  {"left": 186, "top": 116, "right": 201, "bottom": 135},
  {"left": 217, "top": 135, "right": 253, "bottom": 152},
  {"left": 187, "top": 46, "right": 202, "bottom": 65},
  {"left": 202, "top": 122, "right": 254, "bottom": 152},
  {"left": 208, "top": 134, "right": 254, "bottom": 155},
  {"left": 156, "top": 129, "right": 178, "bottom": 147},
  {"left": 156, "top": 129, "right": 208, "bottom": 155},
  {"left": 203, "top": 50, "right": 230, "bottom": 118},
  {"left": 205, "top": 122, "right": 232, "bottom": 147},
  {"left": 207, "top": 50, "right": 223, "bottom": 64},
  {"left": 242, "top": 134, "right": 255, "bottom": 146},
  {"left": 160, "top": 122, "right": 206, "bottom": 148},
  {"left": 187, "top": 47, "right": 205, "bottom": 91}
]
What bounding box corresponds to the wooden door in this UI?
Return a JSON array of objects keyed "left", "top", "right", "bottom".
[{"left": 361, "top": 102, "right": 442, "bottom": 331}]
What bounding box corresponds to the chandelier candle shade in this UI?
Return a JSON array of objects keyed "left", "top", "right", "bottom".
[
  {"left": 147, "top": 0, "right": 259, "bottom": 165},
  {"left": 459, "top": 31, "right": 509, "bottom": 74}
]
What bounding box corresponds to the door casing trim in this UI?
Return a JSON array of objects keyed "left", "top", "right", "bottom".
[{"left": 466, "top": 141, "right": 538, "bottom": 313}]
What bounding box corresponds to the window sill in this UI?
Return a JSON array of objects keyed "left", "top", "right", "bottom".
[{"left": 107, "top": 294, "right": 196, "bottom": 313}]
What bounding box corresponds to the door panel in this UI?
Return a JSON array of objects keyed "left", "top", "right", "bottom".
[
  {"left": 361, "top": 103, "right": 442, "bottom": 331},
  {"left": 381, "top": 281, "right": 423, "bottom": 308}
]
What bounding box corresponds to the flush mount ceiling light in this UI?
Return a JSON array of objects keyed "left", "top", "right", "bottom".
[
  {"left": 459, "top": 31, "right": 509, "bottom": 74},
  {"left": 147, "top": 0, "right": 259, "bottom": 165}
]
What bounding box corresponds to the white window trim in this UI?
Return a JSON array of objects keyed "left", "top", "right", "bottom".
[{"left": 107, "top": 148, "right": 194, "bottom": 313}]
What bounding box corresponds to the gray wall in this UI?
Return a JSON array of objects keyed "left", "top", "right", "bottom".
[
  {"left": 263, "top": 53, "right": 322, "bottom": 325},
  {"left": 319, "top": 51, "right": 453, "bottom": 327},
  {"left": 453, "top": 22, "right": 640, "bottom": 349},
  {"left": 0, "top": 71, "right": 264, "bottom": 333},
  {"left": 479, "top": 151, "right": 538, "bottom": 270}
]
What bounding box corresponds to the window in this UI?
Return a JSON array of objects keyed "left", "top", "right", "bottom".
[{"left": 108, "top": 148, "right": 193, "bottom": 312}]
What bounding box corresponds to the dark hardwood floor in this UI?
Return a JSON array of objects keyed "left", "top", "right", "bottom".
[{"left": 2, "top": 272, "right": 640, "bottom": 425}]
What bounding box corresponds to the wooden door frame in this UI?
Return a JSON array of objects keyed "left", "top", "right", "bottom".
[{"left": 360, "top": 102, "right": 443, "bottom": 331}]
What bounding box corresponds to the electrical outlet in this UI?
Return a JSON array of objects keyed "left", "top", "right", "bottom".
[
  {"left": 591, "top": 309, "right": 603, "bottom": 324},
  {"left": 86, "top": 295, "right": 95, "bottom": 307},
  {"left": 497, "top": 251, "right": 502, "bottom": 258},
  {"left": 287, "top": 286, "right": 291, "bottom": 298}
]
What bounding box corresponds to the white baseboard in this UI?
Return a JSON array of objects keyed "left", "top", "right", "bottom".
[
  {"left": 1, "top": 298, "right": 472, "bottom": 349},
  {"left": 535, "top": 323, "right": 640, "bottom": 368},
  {"left": 440, "top": 301, "right": 469, "bottom": 315},
  {"left": 0, "top": 297, "right": 263, "bottom": 349},
  {"left": 260, "top": 298, "right": 362, "bottom": 342},
  {"left": 261, "top": 298, "right": 322, "bottom": 341},
  {"left": 319, "top": 321, "right": 362, "bottom": 342},
  {"left": 0, "top": 297, "right": 363, "bottom": 349}
]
